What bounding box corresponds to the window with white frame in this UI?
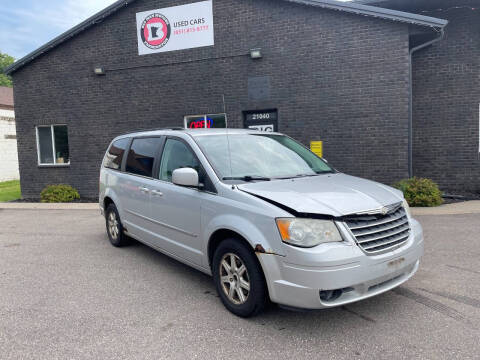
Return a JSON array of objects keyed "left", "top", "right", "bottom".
[
  {"left": 184, "top": 113, "right": 227, "bottom": 129},
  {"left": 36, "top": 125, "right": 70, "bottom": 165}
]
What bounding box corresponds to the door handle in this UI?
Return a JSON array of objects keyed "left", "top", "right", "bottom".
[
  {"left": 151, "top": 190, "right": 163, "bottom": 197},
  {"left": 139, "top": 187, "right": 150, "bottom": 193}
]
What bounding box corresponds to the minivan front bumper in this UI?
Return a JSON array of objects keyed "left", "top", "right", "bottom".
[{"left": 257, "top": 218, "right": 424, "bottom": 309}]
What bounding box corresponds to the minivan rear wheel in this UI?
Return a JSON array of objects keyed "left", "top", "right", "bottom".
[
  {"left": 105, "top": 204, "right": 130, "bottom": 247},
  {"left": 212, "top": 239, "right": 267, "bottom": 317}
]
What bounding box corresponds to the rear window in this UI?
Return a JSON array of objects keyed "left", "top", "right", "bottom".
[
  {"left": 103, "top": 138, "right": 130, "bottom": 170},
  {"left": 125, "top": 138, "right": 161, "bottom": 177}
]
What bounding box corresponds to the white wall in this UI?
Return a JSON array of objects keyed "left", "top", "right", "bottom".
[{"left": 0, "top": 109, "right": 20, "bottom": 182}]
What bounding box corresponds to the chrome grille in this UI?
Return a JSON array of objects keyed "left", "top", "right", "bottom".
[{"left": 345, "top": 206, "right": 410, "bottom": 255}]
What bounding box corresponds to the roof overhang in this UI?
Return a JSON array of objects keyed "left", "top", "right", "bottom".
[
  {"left": 286, "top": 0, "right": 447, "bottom": 27},
  {"left": 354, "top": 0, "right": 389, "bottom": 4},
  {"left": 5, "top": 0, "right": 448, "bottom": 75}
]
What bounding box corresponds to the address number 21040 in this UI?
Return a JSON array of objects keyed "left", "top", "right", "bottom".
[{"left": 251, "top": 113, "right": 271, "bottom": 120}]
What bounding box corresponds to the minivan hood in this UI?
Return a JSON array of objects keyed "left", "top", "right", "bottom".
[{"left": 238, "top": 173, "right": 403, "bottom": 217}]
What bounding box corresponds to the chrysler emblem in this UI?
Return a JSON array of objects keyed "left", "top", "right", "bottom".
[{"left": 352, "top": 202, "right": 401, "bottom": 216}]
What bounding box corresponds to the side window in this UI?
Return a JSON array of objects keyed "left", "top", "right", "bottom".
[
  {"left": 36, "top": 125, "right": 70, "bottom": 165},
  {"left": 126, "top": 138, "right": 160, "bottom": 177},
  {"left": 103, "top": 138, "right": 129, "bottom": 170},
  {"left": 159, "top": 139, "right": 201, "bottom": 182}
]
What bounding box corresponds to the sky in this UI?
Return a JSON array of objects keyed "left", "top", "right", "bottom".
[{"left": 0, "top": 0, "right": 117, "bottom": 60}]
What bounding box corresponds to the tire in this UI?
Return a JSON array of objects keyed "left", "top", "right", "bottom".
[
  {"left": 212, "top": 238, "right": 267, "bottom": 317},
  {"left": 105, "top": 204, "right": 131, "bottom": 247}
]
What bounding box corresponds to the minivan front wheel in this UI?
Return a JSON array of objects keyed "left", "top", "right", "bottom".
[
  {"left": 212, "top": 239, "right": 267, "bottom": 317},
  {"left": 105, "top": 204, "right": 130, "bottom": 247},
  {"left": 219, "top": 253, "right": 251, "bottom": 305}
]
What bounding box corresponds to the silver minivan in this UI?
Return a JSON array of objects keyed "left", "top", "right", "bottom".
[{"left": 99, "top": 129, "right": 423, "bottom": 317}]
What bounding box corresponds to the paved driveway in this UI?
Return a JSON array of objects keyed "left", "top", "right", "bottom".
[{"left": 0, "top": 209, "right": 479, "bottom": 359}]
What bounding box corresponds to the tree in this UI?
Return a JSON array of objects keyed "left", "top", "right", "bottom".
[{"left": 0, "top": 52, "right": 15, "bottom": 87}]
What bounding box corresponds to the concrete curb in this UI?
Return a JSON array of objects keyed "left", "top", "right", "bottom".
[
  {"left": 0, "top": 203, "right": 99, "bottom": 210},
  {"left": 411, "top": 200, "right": 480, "bottom": 216}
]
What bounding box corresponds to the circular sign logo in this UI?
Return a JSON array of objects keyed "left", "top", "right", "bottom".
[{"left": 140, "top": 13, "right": 171, "bottom": 49}]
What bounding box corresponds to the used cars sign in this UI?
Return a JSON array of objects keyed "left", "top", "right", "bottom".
[{"left": 136, "top": 0, "right": 214, "bottom": 55}]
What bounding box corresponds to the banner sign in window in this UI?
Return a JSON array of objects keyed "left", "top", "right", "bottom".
[
  {"left": 136, "top": 1, "right": 214, "bottom": 56},
  {"left": 244, "top": 110, "right": 278, "bottom": 132},
  {"left": 310, "top": 141, "right": 323, "bottom": 158}
]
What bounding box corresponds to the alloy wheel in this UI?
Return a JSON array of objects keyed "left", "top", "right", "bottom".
[
  {"left": 219, "top": 253, "right": 250, "bottom": 305},
  {"left": 108, "top": 211, "right": 119, "bottom": 240}
]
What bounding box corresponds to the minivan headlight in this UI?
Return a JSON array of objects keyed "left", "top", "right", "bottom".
[
  {"left": 403, "top": 199, "right": 411, "bottom": 218},
  {"left": 276, "top": 218, "right": 343, "bottom": 248}
]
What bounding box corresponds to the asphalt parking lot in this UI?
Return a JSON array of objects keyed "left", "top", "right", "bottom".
[{"left": 0, "top": 208, "right": 479, "bottom": 359}]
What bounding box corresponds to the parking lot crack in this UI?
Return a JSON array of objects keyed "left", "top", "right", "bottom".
[
  {"left": 341, "top": 306, "right": 376, "bottom": 323},
  {"left": 393, "top": 287, "right": 466, "bottom": 323},
  {"left": 446, "top": 264, "right": 480, "bottom": 275},
  {"left": 418, "top": 288, "right": 480, "bottom": 310}
]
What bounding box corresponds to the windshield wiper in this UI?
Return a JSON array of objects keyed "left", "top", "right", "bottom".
[
  {"left": 277, "top": 171, "right": 336, "bottom": 180},
  {"left": 315, "top": 169, "right": 336, "bottom": 174},
  {"left": 222, "top": 176, "right": 271, "bottom": 182},
  {"left": 294, "top": 174, "right": 318, "bottom": 178},
  {"left": 277, "top": 174, "right": 318, "bottom": 179}
]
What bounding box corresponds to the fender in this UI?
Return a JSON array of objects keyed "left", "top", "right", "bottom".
[
  {"left": 202, "top": 213, "right": 286, "bottom": 268},
  {"left": 103, "top": 188, "right": 124, "bottom": 221}
]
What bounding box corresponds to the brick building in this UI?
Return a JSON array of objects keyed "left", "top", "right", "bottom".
[
  {"left": 356, "top": 0, "right": 480, "bottom": 194},
  {"left": 6, "top": 0, "right": 462, "bottom": 199},
  {"left": 0, "top": 86, "right": 19, "bottom": 182}
]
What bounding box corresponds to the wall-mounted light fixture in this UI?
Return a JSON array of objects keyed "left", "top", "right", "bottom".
[
  {"left": 250, "top": 48, "right": 262, "bottom": 59},
  {"left": 94, "top": 67, "right": 106, "bottom": 76}
]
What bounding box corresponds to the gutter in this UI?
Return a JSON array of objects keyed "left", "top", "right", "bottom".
[
  {"left": 407, "top": 28, "right": 446, "bottom": 178},
  {"left": 288, "top": 0, "right": 449, "bottom": 28}
]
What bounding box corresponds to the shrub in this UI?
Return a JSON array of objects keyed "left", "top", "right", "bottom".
[
  {"left": 393, "top": 177, "right": 443, "bottom": 207},
  {"left": 40, "top": 184, "right": 80, "bottom": 203}
]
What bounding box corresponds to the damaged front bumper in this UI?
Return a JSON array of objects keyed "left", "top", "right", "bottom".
[{"left": 257, "top": 218, "right": 424, "bottom": 309}]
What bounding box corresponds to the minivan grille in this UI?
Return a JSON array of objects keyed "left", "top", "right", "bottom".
[{"left": 344, "top": 206, "right": 410, "bottom": 255}]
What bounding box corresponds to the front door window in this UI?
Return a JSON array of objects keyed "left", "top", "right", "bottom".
[{"left": 159, "top": 139, "right": 201, "bottom": 182}]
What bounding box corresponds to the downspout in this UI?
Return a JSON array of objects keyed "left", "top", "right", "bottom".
[{"left": 408, "top": 28, "right": 445, "bottom": 178}]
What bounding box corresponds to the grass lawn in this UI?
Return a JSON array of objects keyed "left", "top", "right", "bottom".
[{"left": 0, "top": 180, "right": 21, "bottom": 202}]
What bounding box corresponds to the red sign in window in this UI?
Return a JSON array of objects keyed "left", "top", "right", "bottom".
[
  {"left": 185, "top": 114, "right": 226, "bottom": 129},
  {"left": 189, "top": 118, "right": 213, "bottom": 128}
]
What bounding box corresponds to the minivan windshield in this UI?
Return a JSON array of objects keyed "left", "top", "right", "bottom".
[{"left": 194, "top": 134, "right": 334, "bottom": 181}]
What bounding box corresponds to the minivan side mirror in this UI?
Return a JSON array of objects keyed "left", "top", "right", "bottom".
[{"left": 172, "top": 168, "right": 199, "bottom": 187}]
